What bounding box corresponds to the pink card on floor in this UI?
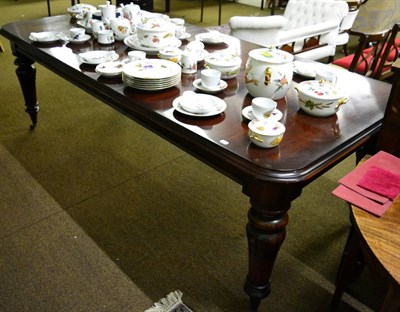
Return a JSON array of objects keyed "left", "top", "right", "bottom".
[
  {"left": 332, "top": 185, "right": 393, "bottom": 217},
  {"left": 339, "top": 151, "right": 400, "bottom": 204}
]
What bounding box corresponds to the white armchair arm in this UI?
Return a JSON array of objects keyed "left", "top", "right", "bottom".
[
  {"left": 279, "top": 21, "right": 339, "bottom": 46},
  {"left": 229, "top": 15, "right": 287, "bottom": 47}
]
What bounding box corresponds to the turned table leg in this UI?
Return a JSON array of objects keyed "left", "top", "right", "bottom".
[
  {"left": 243, "top": 181, "right": 302, "bottom": 310},
  {"left": 12, "top": 47, "right": 40, "bottom": 130}
]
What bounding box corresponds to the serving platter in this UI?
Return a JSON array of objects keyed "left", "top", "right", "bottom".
[
  {"left": 78, "top": 51, "right": 119, "bottom": 65},
  {"left": 124, "top": 34, "right": 181, "bottom": 55},
  {"left": 172, "top": 94, "right": 227, "bottom": 117},
  {"left": 29, "top": 31, "right": 60, "bottom": 42}
]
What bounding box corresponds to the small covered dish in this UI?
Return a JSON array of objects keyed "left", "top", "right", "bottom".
[
  {"left": 248, "top": 119, "right": 286, "bottom": 148},
  {"left": 204, "top": 52, "right": 242, "bottom": 79},
  {"left": 296, "top": 80, "right": 347, "bottom": 117},
  {"left": 67, "top": 3, "right": 97, "bottom": 18}
]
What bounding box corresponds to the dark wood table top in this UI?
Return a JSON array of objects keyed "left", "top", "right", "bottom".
[{"left": 1, "top": 14, "right": 391, "bottom": 188}]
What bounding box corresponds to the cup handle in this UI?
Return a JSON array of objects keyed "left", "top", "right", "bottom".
[{"left": 250, "top": 134, "right": 264, "bottom": 143}]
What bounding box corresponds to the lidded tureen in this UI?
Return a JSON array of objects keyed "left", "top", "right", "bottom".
[
  {"left": 296, "top": 80, "right": 347, "bottom": 117},
  {"left": 136, "top": 14, "right": 174, "bottom": 48}
]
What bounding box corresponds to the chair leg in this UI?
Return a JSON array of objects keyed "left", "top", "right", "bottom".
[
  {"left": 380, "top": 283, "right": 400, "bottom": 312},
  {"left": 200, "top": 0, "right": 204, "bottom": 22},
  {"left": 47, "top": 0, "right": 51, "bottom": 16},
  {"left": 331, "top": 225, "right": 365, "bottom": 307},
  {"left": 343, "top": 44, "right": 349, "bottom": 56}
]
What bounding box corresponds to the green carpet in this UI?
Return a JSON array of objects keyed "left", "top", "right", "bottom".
[{"left": 0, "top": 0, "right": 386, "bottom": 311}]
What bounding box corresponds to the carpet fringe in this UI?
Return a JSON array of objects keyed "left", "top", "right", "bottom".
[{"left": 145, "top": 290, "right": 184, "bottom": 312}]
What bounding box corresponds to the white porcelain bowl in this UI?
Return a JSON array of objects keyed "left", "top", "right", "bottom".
[
  {"left": 158, "top": 47, "right": 182, "bottom": 63},
  {"left": 296, "top": 80, "right": 347, "bottom": 117},
  {"left": 204, "top": 51, "right": 242, "bottom": 79},
  {"left": 248, "top": 119, "right": 285, "bottom": 148}
]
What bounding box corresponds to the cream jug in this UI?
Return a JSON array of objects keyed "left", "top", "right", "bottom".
[{"left": 99, "top": 1, "right": 116, "bottom": 24}]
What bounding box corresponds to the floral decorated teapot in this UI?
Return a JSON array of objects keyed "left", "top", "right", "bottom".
[
  {"left": 110, "top": 17, "right": 134, "bottom": 41},
  {"left": 245, "top": 47, "right": 294, "bottom": 100}
]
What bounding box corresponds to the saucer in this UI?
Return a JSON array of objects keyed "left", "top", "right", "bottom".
[
  {"left": 173, "top": 94, "right": 227, "bottom": 117},
  {"left": 242, "top": 106, "right": 283, "bottom": 121},
  {"left": 95, "top": 61, "right": 123, "bottom": 77},
  {"left": 177, "top": 32, "right": 191, "bottom": 40},
  {"left": 70, "top": 34, "right": 91, "bottom": 44},
  {"left": 193, "top": 78, "right": 227, "bottom": 94}
]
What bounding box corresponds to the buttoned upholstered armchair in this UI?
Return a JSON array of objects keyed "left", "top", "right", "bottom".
[{"left": 229, "top": 0, "right": 349, "bottom": 62}]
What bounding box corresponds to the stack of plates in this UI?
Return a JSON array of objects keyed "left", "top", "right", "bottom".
[{"left": 122, "top": 59, "right": 182, "bottom": 90}]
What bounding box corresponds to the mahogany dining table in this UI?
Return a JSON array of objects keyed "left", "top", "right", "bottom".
[{"left": 0, "top": 14, "right": 392, "bottom": 309}]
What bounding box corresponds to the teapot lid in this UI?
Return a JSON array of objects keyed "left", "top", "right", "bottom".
[{"left": 249, "top": 48, "right": 293, "bottom": 64}]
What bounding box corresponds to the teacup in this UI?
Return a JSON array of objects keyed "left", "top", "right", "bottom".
[
  {"left": 175, "top": 26, "right": 187, "bottom": 38},
  {"left": 315, "top": 69, "right": 337, "bottom": 84},
  {"left": 97, "top": 29, "right": 115, "bottom": 44},
  {"left": 201, "top": 69, "right": 221, "bottom": 89},
  {"left": 251, "top": 97, "right": 277, "bottom": 119},
  {"left": 128, "top": 50, "right": 146, "bottom": 61},
  {"left": 70, "top": 27, "right": 85, "bottom": 40}
]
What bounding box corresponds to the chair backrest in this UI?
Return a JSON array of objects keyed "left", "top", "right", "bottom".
[
  {"left": 348, "top": 23, "right": 399, "bottom": 80},
  {"left": 338, "top": 1, "right": 361, "bottom": 32},
  {"left": 373, "top": 23, "right": 400, "bottom": 80},
  {"left": 283, "top": 0, "right": 348, "bottom": 30},
  {"left": 375, "top": 58, "right": 400, "bottom": 158}
]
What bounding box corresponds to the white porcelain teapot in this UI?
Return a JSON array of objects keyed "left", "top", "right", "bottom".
[
  {"left": 245, "top": 47, "right": 294, "bottom": 100},
  {"left": 110, "top": 17, "right": 134, "bottom": 41}
]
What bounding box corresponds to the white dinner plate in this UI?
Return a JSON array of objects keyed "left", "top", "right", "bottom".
[
  {"left": 293, "top": 60, "right": 322, "bottom": 78},
  {"left": 173, "top": 94, "right": 227, "bottom": 117},
  {"left": 78, "top": 51, "right": 119, "bottom": 65},
  {"left": 29, "top": 31, "right": 60, "bottom": 42},
  {"left": 195, "top": 32, "right": 225, "bottom": 45},
  {"left": 242, "top": 106, "right": 283, "bottom": 121},
  {"left": 193, "top": 78, "right": 227, "bottom": 94}
]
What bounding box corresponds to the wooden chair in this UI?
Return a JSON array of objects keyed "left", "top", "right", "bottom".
[
  {"left": 332, "top": 23, "right": 400, "bottom": 81},
  {"left": 331, "top": 59, "right": 400, "bottom": 311},
  {"left": 336, "top": 0, "right": 367, "bottom": 56}
]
